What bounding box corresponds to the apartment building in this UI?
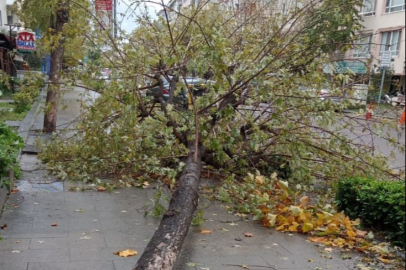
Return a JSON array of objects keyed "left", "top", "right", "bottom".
[
  {"left": 157, "top": 0, "right": 240, "bottom": 19},
  {"left": 0, "top": 0, "right": 19, "bottom": 30},
  {"left": 158, "top": 0, "right": 301, "bottom": 21},
  {"left": 351, "top": 0, "right": 405, "bottom": 94},
  {"left": 0, "top": 0, "right": 8, "bottom": 28},
  {"left": 0, "top": 0, "right": 23, "bottom": 77}
]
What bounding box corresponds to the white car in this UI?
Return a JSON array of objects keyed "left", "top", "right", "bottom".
[{"left": 98, "top": 68, "right": 110, "bottom": 80}]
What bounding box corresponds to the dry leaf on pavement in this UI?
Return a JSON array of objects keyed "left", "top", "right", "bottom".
[
  {"left": 308, "top": 236, "right": 328, "bottom": 243},
  {"left": 10, "top": 188, "right": 19, "bottom": 194},
  {"left": 200, "top": 230, "right": 213, "bottom": 235},
  {"left": 51, "top": 223, "right": 58, "bottom": 227},
  {"left": 325, "top": 248, "right": 333, "bottom": 253},
  {"left": 97, "top": 186, "right": 107, "bottom": 192},
  {"left": 0, "top": 224, "right": 7, "bottom": 230},
  {"left": 244, "top": 232, "right": 254, "bottom": 237},
  {"left": 114, "top": 249, "right": 138, "bottom": 257},
  {"left": 356, "top": 229, "right": 368, "bottom": 237}
]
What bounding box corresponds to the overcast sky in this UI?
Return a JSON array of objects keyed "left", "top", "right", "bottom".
[{"left": 116, "top": 0, "right": 169, "bottom": 33}]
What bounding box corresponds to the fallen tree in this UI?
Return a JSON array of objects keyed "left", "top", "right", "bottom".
[
  {"left": 134, "top": 146, "right": 202, "bottom": 269},
  {"left": 34, "top": 0, "right": 405, "bottom": 269}
]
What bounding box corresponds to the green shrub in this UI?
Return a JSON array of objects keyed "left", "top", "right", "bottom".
[
  {"left": 336, "top": 177, "right": 405, "bottom": 247},
  {"left": 13, "top": 73, "right": 44, "bottom": 113},
  {"left": 0, "top": 123, "right": 24, "bottom": 190}
]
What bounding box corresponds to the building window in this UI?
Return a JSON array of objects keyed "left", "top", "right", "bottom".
[
  {"left": 360, "top": 0, "right": 376, "bottom": 16},
  {"left": 380, "top": 30, "right": 402, "bottom": 56},
  {"left": 354, "top": 35, "right": 372, "bottom": 58},
  {"left": 7, "top": 15, "right": 13, "bottom": 25},
  {"left": 386, "top": 0, "right": 405, "bottom": 13},
  {"left": 0, "top": 11, "right": 2, "bottom": 26}
]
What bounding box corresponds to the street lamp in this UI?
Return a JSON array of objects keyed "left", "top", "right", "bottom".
[{"left": 4, "top": 22, "right": 22, "bottom": 93}]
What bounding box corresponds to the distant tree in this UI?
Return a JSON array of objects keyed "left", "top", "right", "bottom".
[{"left": 18, "top": 0, "right": 90, "bottom": 133}]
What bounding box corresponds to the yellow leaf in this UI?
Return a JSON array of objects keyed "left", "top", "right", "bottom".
[
  {"left": 347, "top": 230, "right": 357, "bottom": 238},
  {"left": 276, "top": 224, "right": 288, "bottom": 231},
  {"left": 356, "top": 230, "right": 368, "bottom": 237},
  {"left": 351, "top": 218, "right": 361, "bottom": 226},
  {"left": 114, "top": 249, "right": 138, "bottom": 257},
  {"left": 289, "top": 222, "right": 299, "bottom": 232},
  {"left": 267, "top": 214, "right": 278, "bottom": 227},
  {"left": 277, "top": 180, "right": 289, "bottom": 191},
  {"left": 258, "top": 205, "right": 271, "bottom": 214},
  {"left": 255, "top": 175, "right": 265, "bottom": 185},
  {"left": 299, "top": 196, "right": 310, "bottom": 207},
  {"left": 289, "top": 206, "right": 302, "bottom": 217},
  {"left": 378, "top": 257, "right": 391, "bottom": 264},
  {"left": 299, "top": 211, "right": 309, "bottom": 222},
  {"left": 302, "top": 222, "right": 314, "bottom": 233},
  {"left": 97, "top": 186, "right": 106, "bottom": 192},
  {"left": 308, "top": 236, "right": 328, "bottom": 243},
  {"left": 332, "top": 238, "right": 346, "bottom": 247},
  {"left": 326, "top": 224, "right": 340, "bottom": 235}
]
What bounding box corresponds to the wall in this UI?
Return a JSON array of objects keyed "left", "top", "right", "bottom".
[
  {"left": 0, "top": 1, "right": 7, "bottom": 28},
  {"left": 348, "top": 1, "right": 405, "bottom": 76}
]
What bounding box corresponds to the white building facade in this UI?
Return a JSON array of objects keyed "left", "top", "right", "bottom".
[
  {"left": 0, "top": 0, "right": 20, "bottom": 32},
  {"left": 350, "top": 0, "right": 405, "bottom": 93},
  {"left": 0, "top": 0, "right": 8, "bottom": 28}
]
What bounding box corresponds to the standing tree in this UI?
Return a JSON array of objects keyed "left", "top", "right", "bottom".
[
  {"left": 18, "top": 0, "right": 90, "bottom": 133},
  {"left": 36, "top": 0, "right": 404, "bottom": 269}
]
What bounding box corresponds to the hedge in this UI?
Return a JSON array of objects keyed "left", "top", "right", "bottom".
[
  {"left": 0, "top": 123, "right": 23, "bottom": 190},
  {"left": 336, "top": 177, "right": 405, "bottom": 247}
]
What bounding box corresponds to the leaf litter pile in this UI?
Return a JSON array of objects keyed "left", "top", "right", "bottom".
[{"left": 219, "top": 172, "right": 405, "bottom": 268}]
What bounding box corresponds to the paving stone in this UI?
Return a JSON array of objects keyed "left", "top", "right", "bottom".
[
  {"left": 29, "top": 237, "right": 69, "bottom": 250},
  {"left": 67, "top": 216, "right": 102, "bottom": 232},
  {"left": 104, "top": 232, "right": 154, "bottom": 248},
  {"left": 0, "top": 238, "right": 30, "bottom": 251},
  {"left": 113, "top": 259, "right": 139, "bottom": 270},
  {"left": 0, "top": 262, "right": 28, "bottom": 270},
  {"left": 67, "top": 232, "right": 107, "bottom": 249},
  {"left": 69, "top": 247, "right": 145, "bottom": 262},
  {"left": 28, "top": 260, "right": 115, "bottom": 270},
  {"left": 0, "top": 248, "right": 70, "bottom": 263}
]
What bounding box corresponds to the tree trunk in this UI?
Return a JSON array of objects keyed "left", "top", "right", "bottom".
[
  {"left": 43, "top": 0, "right": 69, "bottom": 133},
  {"left": 133, "top": 146, "right": 202, "bottom": 270}
]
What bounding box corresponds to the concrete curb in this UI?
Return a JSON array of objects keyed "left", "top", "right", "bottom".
[{"left": 17, "top": 89, "right": 46, "bottom": 144}]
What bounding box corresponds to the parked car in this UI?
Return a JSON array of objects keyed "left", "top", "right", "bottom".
[
  {"left": 299, "top": 86, "right": 344, "bottom": 104},
  {"left": 146, "top": 76, "right": 213, "bottom": 106},
  {"left": 385, "top": 92, "right": 405, "bottom": 107},
  {"left": 98, "top": 68, "right": 111, "bottom": 80}
]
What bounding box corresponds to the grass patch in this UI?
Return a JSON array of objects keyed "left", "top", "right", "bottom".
[
  {"left": 0, "top": 103, "right": 27, "bottom": 122},
  {"left": 0, "top": 91, "right": 14, "bottom": 100}
]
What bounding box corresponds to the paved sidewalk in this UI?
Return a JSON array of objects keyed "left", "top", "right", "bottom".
[{"left": 1, "top": 88, "right": 364, "bottom": 270}]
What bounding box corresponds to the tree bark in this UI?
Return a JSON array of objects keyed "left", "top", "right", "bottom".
[
  {"left": 43, "top": 0, "right": 69, "bottom": 133},
  {"left": 133, "top": 146, "right": 202, "bottom": 270}
]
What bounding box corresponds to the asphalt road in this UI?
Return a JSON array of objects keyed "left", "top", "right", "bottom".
[{"left": 339, "top": 116, "right": 405, "bottom": 170}]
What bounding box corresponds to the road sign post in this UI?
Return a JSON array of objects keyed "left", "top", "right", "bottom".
[{"left": 378, "top": 51, "right": 393, "bottom": 105}]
